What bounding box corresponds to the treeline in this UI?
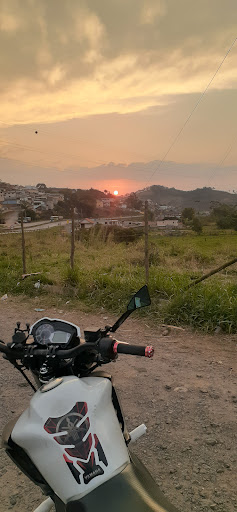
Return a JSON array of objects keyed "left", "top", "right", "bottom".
[
  {"left": 181, "top": 205, "right": 237, "bottom": 233},
  {"left": 212, "top": 204, "right": 237, "bottom": 230},
  {"left": 54, "top": 190, "right": 143, "bottom": 219},
  {"left": 55, "top": 188, "right": 107, "bottom": 218}
]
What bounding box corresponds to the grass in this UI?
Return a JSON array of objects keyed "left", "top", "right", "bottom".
[{"left": 1, "top": 227, "right": 237, "bottom": 332}]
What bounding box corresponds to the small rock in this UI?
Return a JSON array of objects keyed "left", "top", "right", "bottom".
[
  {"left": 209, "top": 393, "right": 220, "bottom": 399},
  {"left": 206, "top": 438, "right": 217, "bottom": 446},
  {"left": 9, "top": 496, "right": 17, "bottom": 506},
  {"left": 174, "top": 386, "right": 188, "bottom": 393},
  {"left": 165, "top": 385, "right": 172, "bottom": 390},
  {"left": 158, "top": 445, "right": 168, "bottom": 450},
  {"left": 223, "top": 462, "right": 231, "bottom": 468}
]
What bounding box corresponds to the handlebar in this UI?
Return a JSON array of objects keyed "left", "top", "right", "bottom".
[
  {"left": 0, "top": 338, "right": 154, "bottom": 361},
  {"left": 0, "top": 341, "right": 97, "bottom": 359}
]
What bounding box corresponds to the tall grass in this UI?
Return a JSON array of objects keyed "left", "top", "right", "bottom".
[{"left": 1, "top": 228, "right": 237, "bottom": 332}]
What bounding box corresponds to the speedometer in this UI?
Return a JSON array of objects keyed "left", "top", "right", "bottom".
[{"left": 35, "top": 323, "right": 54, "bottom": 345}]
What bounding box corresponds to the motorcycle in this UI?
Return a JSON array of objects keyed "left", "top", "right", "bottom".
[{"left": 0, "top": 285, "right": 179, "bottom": 512}]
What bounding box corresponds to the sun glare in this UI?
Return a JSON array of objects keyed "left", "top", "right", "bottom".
[{"left": 114, "top": 190, "right": 118, "bottom": 195}]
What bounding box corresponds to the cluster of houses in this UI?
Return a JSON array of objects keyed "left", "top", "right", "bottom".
[
  {"left": 95, "top": 197, "right": 127, "bottom": 209},
  {"left": 79, "top": 217, "right": 181, "bottom": 230},
  {"left": 0, "top": 184, "right": 63, "bottom": 213},
  {"left": 0, "top": 183, "right": 183, "bottom": 230}
]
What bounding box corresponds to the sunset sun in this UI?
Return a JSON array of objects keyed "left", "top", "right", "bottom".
[{"left": 113, "top": 190, "right": 119, "bottom": 195}]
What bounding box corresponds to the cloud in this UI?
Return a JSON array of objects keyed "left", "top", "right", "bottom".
[
  {"left": 0, "top": 0, "right": 236, "bottom": 124},
  {"left": 1, "top": 156, "right": 236, "bottom": 194}
]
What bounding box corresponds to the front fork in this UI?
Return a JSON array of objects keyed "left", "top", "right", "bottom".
[{"left": 34, "top": 498, "right": 54, "bottom": 512}]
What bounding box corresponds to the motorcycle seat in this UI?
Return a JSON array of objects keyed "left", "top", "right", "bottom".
[{"left": 65, "top": 452, "right": 180, "bottom": 512}]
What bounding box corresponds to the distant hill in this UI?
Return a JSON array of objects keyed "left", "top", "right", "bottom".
[{"left": 137, "top": 186, "right": 237, "bottom": 211}]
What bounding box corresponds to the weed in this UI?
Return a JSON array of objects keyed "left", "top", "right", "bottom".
[{"left": 1, "top": 228, "right": 237, "bottom": 331}]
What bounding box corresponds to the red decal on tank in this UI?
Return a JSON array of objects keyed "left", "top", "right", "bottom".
[{"left": 44, "top": 402, "right": 108, "bottom": 484}]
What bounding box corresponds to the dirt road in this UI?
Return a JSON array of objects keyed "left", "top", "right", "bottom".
[{"left": 0, "top": 297, "right": 236, "bottom": 511}]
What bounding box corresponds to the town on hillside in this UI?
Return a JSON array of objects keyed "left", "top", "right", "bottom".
[{"left": 0, "top": 181, "right": 236, "bottom": 233}]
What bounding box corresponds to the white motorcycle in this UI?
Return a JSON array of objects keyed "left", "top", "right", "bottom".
[{"left": 0, "top": 286, "right": 179, "bottom": 512}]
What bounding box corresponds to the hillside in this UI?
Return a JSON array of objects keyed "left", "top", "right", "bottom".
[{"left": 137, "top": 186, "right": 237, "bottom": 211}]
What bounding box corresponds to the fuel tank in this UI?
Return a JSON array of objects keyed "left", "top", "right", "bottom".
[{"left": 11, "top": 376, "right": 130, "bottom": 503}]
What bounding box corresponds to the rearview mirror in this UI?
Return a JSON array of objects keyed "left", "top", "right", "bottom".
[
  {"left": 127, "top": 285, "right": 151, "bottom": 311},
  {"left": 110, "top": 285, "right": 151, "bottom": 333}
]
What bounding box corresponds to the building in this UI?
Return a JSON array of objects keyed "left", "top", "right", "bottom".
[
  {"left": 2, "top": 199, "right": 20, "bottom": 208},
  {"left": 96, "top": 198, "right": 115, "bottom": 208},
  {"left": 79, "top": 219, "right": 96, "bottom": 229},
  {"left": 98, "top": 218, "right": 121, "bottom": 226},
  {"left": 157, "top": 217, "right": 180, "bottom": 228}
]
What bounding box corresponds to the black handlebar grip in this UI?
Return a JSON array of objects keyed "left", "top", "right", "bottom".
[
  {"left": 113, "top": 341, "right": 154, "bottom": 358},
  {"left": 0, "top": 342, "right": 10, "bottom": 355}
]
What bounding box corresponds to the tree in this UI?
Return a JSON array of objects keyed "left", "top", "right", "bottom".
[
  {"left": 192, "top": 216, "right": 203, "bottom": 234},
  {"left": 181, "top": 208, "right": 195, "bottom": 222},
  {"left": 0, "top": 211, "right": 5, "bottom": 224},
  {"left": 125, "top": 193, "right": 142, "bottom": 210},
  {"left": 19, "top": 200, "right": 37, "bottom": 221},
  {"left": 212, "top": 204, "right": 237, "bottom": 230},
  {"left": 147, "top": 209, "right": 155, "bottom": 221}
]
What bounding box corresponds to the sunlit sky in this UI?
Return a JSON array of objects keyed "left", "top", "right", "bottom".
[{"left": 0, "top": 0, "right": 237, "bottom": 194}]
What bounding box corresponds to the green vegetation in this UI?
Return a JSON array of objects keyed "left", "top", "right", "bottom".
[
  {"left": 1, "top": 227, "right": 237, "bottom": 333},
  {"left": 212, "top": 204, "right": 237, "bottom": 230},
  {"left": 181, "top": 208, "right": 203, "bottom": 234}
]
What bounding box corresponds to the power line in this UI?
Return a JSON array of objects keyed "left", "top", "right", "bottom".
[
  {"left": 208, "top": 134, "right": 237, "bottom": 185},
  {"left": 145, "top": 36, "right": 237, "bottom": 187},
  {"left": 0, "top": 119, "right": 153, "bottom": 164},
  {"left": 0, "top": 136, "right": 106, "bottom": 166},
  {"left": 0, "top": 155, "right": 61, "bottom": 173}
]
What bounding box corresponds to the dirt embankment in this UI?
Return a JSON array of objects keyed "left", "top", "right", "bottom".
[{"left": 0, "top": 297, "right": 236, "bottom": 512}]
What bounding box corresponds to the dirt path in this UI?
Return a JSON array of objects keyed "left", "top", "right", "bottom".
[{"left": 0, "top": 297, "right": 236, "bottom": 512}]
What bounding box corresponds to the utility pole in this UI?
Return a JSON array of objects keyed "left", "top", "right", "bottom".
[
  {"left": 144, "top": 200, "right": 149, "bottom": 284},
  {"left": 70, "top": 207, "right": 75, "bottom": 269},
  {"left": 20, "top": 210, "right": 26, "bottom": 274}
]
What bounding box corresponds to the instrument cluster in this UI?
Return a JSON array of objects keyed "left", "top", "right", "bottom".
[{"left": 31, "top": 318, "right": 79, "bottom": 346}]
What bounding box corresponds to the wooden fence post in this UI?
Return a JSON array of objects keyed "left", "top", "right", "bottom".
[
  {"left": 70, "top": 207, "right": 75, "bottom": 269},
  {"left": 20, "top": 211, "right": 26, "bottom": 274},
  {"left": 144, "top": 200, "right": 149, "bottom": 284}
]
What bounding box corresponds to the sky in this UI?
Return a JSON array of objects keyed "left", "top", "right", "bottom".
[{"left": 0, "top": 0, "right": 237, "bottom": 194}]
